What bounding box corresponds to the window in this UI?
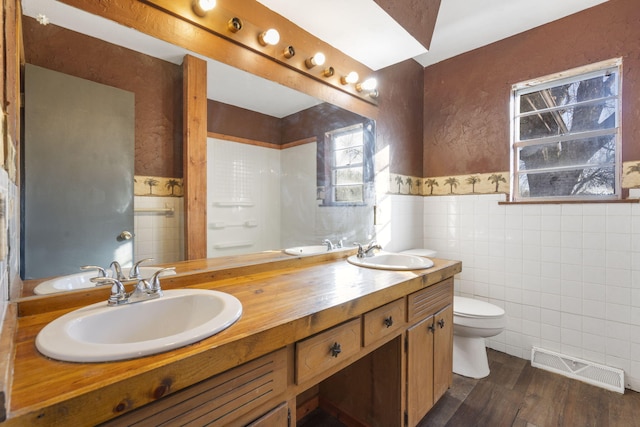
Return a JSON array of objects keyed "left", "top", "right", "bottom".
[
  {"left": 326, "top": 123, "right": 367, "bottom": 204},
  {"left": 511, "top": 58, "right": 622, "bottom": 201}
]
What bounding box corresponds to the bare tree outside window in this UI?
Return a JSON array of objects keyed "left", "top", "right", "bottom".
[{"left": 511, "top": 59, "right": 622, "bottom": 201}]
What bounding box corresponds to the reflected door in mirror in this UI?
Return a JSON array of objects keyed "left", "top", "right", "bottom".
[{"left": 23, "top": 64, "right": 134, "bottom": 279}]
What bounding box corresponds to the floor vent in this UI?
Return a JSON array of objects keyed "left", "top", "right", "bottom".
[{"left": 530, "top": 347, "right": 624, "bottom": 394}]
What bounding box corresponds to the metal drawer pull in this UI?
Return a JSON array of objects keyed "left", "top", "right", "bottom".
[
  {"left": 383, "top": 316, "right": 393, "bottom": 328},
  {"left": 438, "top": 319, "right": 446, "bottom": 329},
  {"left": 330, "top": 342, "right": 342, "bottom": 358}
]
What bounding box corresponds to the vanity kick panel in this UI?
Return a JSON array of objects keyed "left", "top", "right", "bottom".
[{"left": 407, "top": 278, "right": 453, "bottom": 323}]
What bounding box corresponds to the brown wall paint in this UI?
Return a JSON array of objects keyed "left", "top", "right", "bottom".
[
  {"left": 378, "top": 59, "right": 425, "bottom": 177},
  {"left": 423, "top": 0, "right": 640, "bottom": 177},
  {"left": 22, "top": 17, "right": 183, "bottom": 178},
  {"left": 22, "top": 16, "right": 423, "bottom": 179},
  {"left": 207, "top": 100, "right": 281, "bottom": 145}
]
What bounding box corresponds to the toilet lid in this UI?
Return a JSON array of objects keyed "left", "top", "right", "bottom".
[{"left": 454, "top": 296, "right": 505, "bottom": 318}]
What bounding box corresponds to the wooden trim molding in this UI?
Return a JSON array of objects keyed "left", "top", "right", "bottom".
[{"left": 183, "top": 55, "right": 208, "bottom": 260}]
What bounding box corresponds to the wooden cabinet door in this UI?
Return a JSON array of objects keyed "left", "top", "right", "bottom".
[
  {"left": 406, "top": 315, "right": 434, "bottom": 427},
  {"left": 246, "top": 402, "right": 289, "bottom": 427},
  {"left": 433, "top": 304, "right": 453, "bottom": 402}
]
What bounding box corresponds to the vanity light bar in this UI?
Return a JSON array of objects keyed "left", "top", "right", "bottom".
[{"left": 145, "top": 0, "right": 378, "bottom": 103}]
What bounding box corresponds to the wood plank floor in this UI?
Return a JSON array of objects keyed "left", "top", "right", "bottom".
[
  {"left": 420, "top": 349, "right": 640, "bottom": 427},
  {"left": 300, "top": 349, "right": 640, "bottom": 427}
]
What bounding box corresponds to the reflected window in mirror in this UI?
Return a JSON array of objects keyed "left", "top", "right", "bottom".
[{"left": 319, "top": 120, "right": 375, "bottom": 206}]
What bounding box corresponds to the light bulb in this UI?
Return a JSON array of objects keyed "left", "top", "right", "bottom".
[
  {"left": 357, "top": 78, "right": 377, "bottom": 92},
  {"left": 258, "top": 29, "right": 280, "bottom": 46},
  {"left": 305, "top": 52, "right": 326, "bottom": 69},
  {"left": 341, "top": 71, "right": 359, "bottom": 85},
  {"left": 192, "top": 0, "right": 216, "bottom": 16}
]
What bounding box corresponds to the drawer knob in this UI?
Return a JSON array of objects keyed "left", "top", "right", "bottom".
[
  {"left": 330, "top": 342, "right": 342, "bottom": 358},
  {"left": 383, "top": 316, "right": 393, "bottom": 328},
  {"left": 438, "top": 319, "right": 446, "bottom": 329},
  {"left": 428, "top": 323, "right": 435, "bottom": 333}
]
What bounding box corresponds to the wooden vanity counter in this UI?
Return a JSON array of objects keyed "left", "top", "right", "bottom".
[{"left": 3, "top": 254, "right": 461, "bottom": 426}]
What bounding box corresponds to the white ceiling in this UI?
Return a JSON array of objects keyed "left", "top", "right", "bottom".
[{"left": 22, "top": 0, "right": 610, "bottom": 116}]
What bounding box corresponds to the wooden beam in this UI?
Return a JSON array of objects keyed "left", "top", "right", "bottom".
[{"left": 183, "top": 55, "right": 207, "bottom": 260}]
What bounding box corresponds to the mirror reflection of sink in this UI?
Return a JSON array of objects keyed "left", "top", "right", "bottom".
[
  {"left": 33, "top": 267, "right": 176, "bottom": 295},
  {"left": 284, "top": 245, "right": 351, "bottom": 256},
  {"left": 347, "top": 252, "right": 434, "bottom": 271},
  {"left": 36, "top": 289, "right": 242, "bottom": 362}
]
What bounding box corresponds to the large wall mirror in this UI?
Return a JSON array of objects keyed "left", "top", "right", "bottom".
[{"left": 19, "top": 0, "right": 376, "bottom": 296}]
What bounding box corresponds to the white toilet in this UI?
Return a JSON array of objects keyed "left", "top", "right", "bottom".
[{"left": 453, "top": 296, "right": 506, "bottom": 379}]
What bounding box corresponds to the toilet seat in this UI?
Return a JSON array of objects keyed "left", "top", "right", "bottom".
[{"left": 454, "top": 296, "right": 504, "bottom": 318}]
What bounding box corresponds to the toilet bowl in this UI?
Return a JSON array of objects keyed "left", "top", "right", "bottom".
[{"left": 453, "top": 296, "right": 506, "bottom": 379}]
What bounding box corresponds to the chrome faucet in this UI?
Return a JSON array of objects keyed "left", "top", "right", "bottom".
[
  {"left": 323, "top": 239, "right": 335, "bottom": 250},
  {"left": 94, "top": 267, "right": 175, "bottom": 306},
  {"left": 129, "top": 257, "right": 153, "bottom": 279},
  {"left": 80, "top": 265, "right": 107, "bottom": 279},
  {"left": 110, "top": 261, "right": 126, "bottom": 281},
  {"left": 355, "top": 241, "right": 382, "bottom": 258}
]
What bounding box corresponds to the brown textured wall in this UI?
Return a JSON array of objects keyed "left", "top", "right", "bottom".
[
  {"left": 22, "top": 17, "right": 183, "bottom": 178},
  {"left": 207, "top": 100, "right": 281, "bottom": 145},
  {"left": 281, "top": 103, "right": 369, "bottom": 144},
  {"left": 423, "top": 0, "right": 640, "bottom": 177},
  {"left": 378, "top": 59, "right": 425, "bottom": 177}
]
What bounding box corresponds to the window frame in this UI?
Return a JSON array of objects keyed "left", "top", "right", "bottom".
[
  {"left": 326, "top": 123, "right": 366, "bottom": 205},
  {"left": 509, "top": 58, "right": 623, "bottom": 202}
]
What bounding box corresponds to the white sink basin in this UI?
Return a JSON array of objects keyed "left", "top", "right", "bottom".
[
  {"left": 284, "top": 245, "right": 351, "bottom": 256},
  {"left": 347, "top": 252, "right": 434, "bottom": 271},
  {"left": 36, "top": 289, "right": 242, "bottom": 362},
  {"left": 33, "top": 267, "right": 176, "bottom": 295}
]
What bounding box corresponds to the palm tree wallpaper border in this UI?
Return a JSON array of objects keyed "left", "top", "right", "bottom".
[
  {"left": 134, "top": 175, "right": 184, "bottom": 197},
  {"left": 389, "top": 162, "right": 640, "bottom": 197}
]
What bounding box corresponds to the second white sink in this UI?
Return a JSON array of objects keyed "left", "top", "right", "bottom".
[
  {"left": 36, "top": 289, "right": 242, "bottom": 362},
  {"left": 347, "top": 252, "right": 434, "bottom": 271},
  {"left": 33, "top": 267, "right": 176, "bottom": 295}
]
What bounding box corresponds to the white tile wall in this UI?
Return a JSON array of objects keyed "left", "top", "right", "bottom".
[
  {"left": 206, "top": 138, "right": 282, "bottom": 256},
  {"left": 376, "top": 194, "right": 424, "bottom": 252},
  {"left": 423, "top": 194, "right": 640, "bottom": 391},
  {"left": 134, "top": 196, "right": 184, "bottom": 265}
]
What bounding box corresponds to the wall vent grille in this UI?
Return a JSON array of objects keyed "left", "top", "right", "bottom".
[{"left": 531, "top": 346, "right": 624, "bottom": 394}]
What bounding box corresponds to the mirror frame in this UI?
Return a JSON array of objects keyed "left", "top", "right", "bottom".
[{"left": 57, "top": 0, "right": 379, "bottom": 260}]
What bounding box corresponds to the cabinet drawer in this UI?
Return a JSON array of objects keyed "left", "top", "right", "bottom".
[
  {"left": 407, "top": 278, "right": 453, "bottom": 323},
  {"left": 362, "top": 298, "right": 406, "bottom": 347},
  {"left": 296, "top": 318, "right": 362, "bottom": 384}
]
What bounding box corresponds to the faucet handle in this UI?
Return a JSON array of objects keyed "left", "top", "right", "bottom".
[
  {"left": 81, "top": 265, "right": 107, "bottom": 278},
  {"left": 353, "top": 242, "right": 365, "bottom": 258},
  {"left": 129, "top": 258, "right": 154, "bottom": 279},
  {"left": 322, "top": 239, "right": 334, "bottom": 250},
  {"left": 110, "top": 261, "right": 126, "bottom": 281},
  {"left": 148, "top": 267, "right": 176, "bottom": 293},
  {"left": 93, "top": 277, "right": 127, "bottom": 306}
]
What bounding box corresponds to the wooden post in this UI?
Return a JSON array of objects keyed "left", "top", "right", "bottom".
[{"left": 183, "top": 55, "right": 207, "bottom": 260}]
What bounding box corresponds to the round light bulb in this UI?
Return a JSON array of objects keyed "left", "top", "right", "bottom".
[
  {"left": 198, "top": 0, "right": 216, "bottom": 11},
  {"left": 260, "top": 29, "right": 280, "bottom": 46},
  {"left": 312, "top": 52, "right": 326, "bottom": 66},
  {"left": 344, "top": 71, "right": 359, "bottom": 84},
  {"left": 193, "top": 0, "right": 216, "bottom": 16},
  {"left": 360, "top": 78, "right": 377, "bottom": 91}
]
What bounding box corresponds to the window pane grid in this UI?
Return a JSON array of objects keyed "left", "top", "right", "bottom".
[
  {"left": 513, "top": 128, "right": 618, "bottom": 148},
  {"left": 515, "top": 94, "right": 618, "bottom": 119},
  {"left": 510, "top": 60, "right": 621, "bottom": 201}
]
